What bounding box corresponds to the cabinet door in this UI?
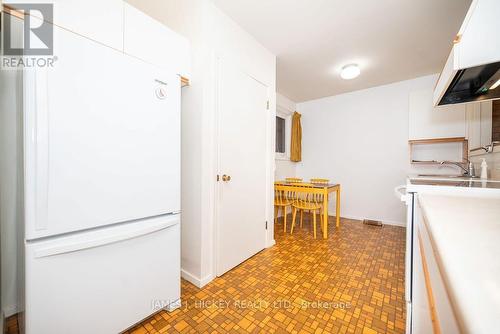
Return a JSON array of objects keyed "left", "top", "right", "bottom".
[
  {"left": 4, "top": 0, "right": 124, "bottom": 50},
  {"left": 456, "top": 0, "right": 500, "bottom": 69},
  {"left": 409, "top": 89, "right": 466, "bottom": 140},
  {"left": 123, "top": 3, "right": 191, "bottom": 78},
  {"left": 411, "top": 202, "right": 435, "bottom": 334},
  {"left": 412, "top": 199, "right": 460, "bottom": 334},
  {"left": 466, "top": 101, "right": 493, "bottom": 150}
]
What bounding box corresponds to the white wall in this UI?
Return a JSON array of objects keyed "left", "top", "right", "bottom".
[
  {"left": 275, "top": 94, "right": 297, "bottom": 218},
  {"left": 275, "top": 160, "right": 296, "bottom": 181},
  {"left": 126, "top": 0, "right": 276, "bottom": 287},
  {"left": 276, "top": 93, "right": 296, "bottom": 115},
  {"left": 201, "top": 0, "right": 276, "bottom": 286},
  {"left": 275, "top": 93, "right": 297, "bottom": 181},
  {"left": 126, "top": 0, "right": 206, "bottom": 284},
  {"left": 468, "top": 101, "right": 500, "bottom": 180},
  {"left": 296, "top": 74, "right": 446, "bottom": 226},
  {"left": 470, "top": 147, "right": 500, "bottom": 179}
]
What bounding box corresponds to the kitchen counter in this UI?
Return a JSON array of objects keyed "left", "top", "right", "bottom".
[
  {"left": 408, "top": 174, "right": 500, "bottom": 188},
  {"left": 406, "top": 175, "right": 500, "bottom": 195},
  {"left": 410, "top": 178, "right": 500, "bottom": 188},
  {"left": 418, "top": 193, "right": 500, "bottom": 333}
]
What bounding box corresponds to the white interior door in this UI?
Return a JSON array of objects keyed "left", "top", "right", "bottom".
[{"left": 216, "top": 61, "right": 268, "bottom": 276}]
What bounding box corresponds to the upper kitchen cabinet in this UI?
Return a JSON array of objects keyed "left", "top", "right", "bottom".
[
  {"left": 409, "top": 89, "right": 466, "bottom": 140},
  {"left": 453, "top": 0, "right": 500, "bottom": 70},
  {"left": 3, "top": 0, "right": 124, "bottom": 51},
  {"left": 434, "top": 0, "right": 500, "bottom": 106},
  {"left": 467, "top": 101, "right": 494, "bottom": 150},
  {"left": 123, "top": 3, "right": 191, "bottom": 79}
]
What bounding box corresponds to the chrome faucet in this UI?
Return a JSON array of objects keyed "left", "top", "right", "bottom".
[
  {"left": 470, "top": 141, "right": 500, "bottom": 154},
  {"left": 479, "top": 141, "right": 500, "bottom": 154},
  {"left": 440, "top": 160, "right": 475, "bottom": 177}
]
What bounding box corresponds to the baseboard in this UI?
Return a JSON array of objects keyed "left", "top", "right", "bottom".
[
  {"left": 165, "top": 299, "right": 181, "bottom": 312},
  {"left": 3, "top": 305, "right": 18, "bottom": 318},
  {"left": 278, "top": 213, "right": 406, "bottom": 228},
  {"left": 181, "top": 269, "right": 214, "bottom": 288},
  {"left": 342, "top": 214, "right": 406, "bottom": 227},
  {"left": 275, "top": 207, "right": 293, "bottom": 218},
  {"left": 382, "top": 220, "right": 406, "bottom": 227},
  {"left": 265, "top": 239, "right": 276, "bottom": 248},
  {"left": 199, "top": 274, "right": 214, "bottom": 287}
]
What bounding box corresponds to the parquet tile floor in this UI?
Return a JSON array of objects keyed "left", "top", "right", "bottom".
[
  {"left": 5, "top": 217, "right": 406, "bottom": 334},
  {"left": 125, "top": 217, "right": 406, "bottom": 334}
]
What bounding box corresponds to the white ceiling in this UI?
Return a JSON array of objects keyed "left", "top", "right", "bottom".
[{"left": 212, "top": 0, "right": 471, "bottom": 102}]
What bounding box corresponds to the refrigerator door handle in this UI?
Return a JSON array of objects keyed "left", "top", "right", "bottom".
[
  {"left": 33, "top": 219, "right": 178, "bottom": 258},
  {"left": 34, "top": 67, "right": 50, "bottom": 231},
  {"left": 24, "top": 67, "right": 50, "bottom": 232}
]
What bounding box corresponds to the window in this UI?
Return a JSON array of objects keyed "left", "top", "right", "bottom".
[
  {"left": 276, "top": 106, "right": 293, "bottom": 160},
  {"left": 276, "top": 116, "right": 286, "bottom": 154}
]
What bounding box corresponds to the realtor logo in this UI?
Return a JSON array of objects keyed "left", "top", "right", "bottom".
[{"left": 2, "top": 3, "right": 54, "bottom": 56}]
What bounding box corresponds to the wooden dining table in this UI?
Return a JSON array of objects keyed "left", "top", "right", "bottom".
[{"left": 274, "top": 181, "right": 341, "bottom": 239}]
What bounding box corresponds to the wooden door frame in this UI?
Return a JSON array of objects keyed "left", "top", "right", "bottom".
[{"left": 212, "top": 55, "right": 275, "bottom": 277}]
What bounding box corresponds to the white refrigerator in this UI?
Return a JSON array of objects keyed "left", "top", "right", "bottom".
[{"left": 7, "top": 20, "right": 182, "bottom": 333}]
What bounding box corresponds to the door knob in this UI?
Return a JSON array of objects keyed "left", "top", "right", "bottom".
[{"left": 222, "top": 174, "right": 231, "bottom": 182}]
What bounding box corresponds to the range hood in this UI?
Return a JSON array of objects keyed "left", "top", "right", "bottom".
[
  {"left": 439, "top": 61, "right": 500, "bottom": 105},
  {"left": 434, "top": 0, "right": 500, "bottom": 106}
]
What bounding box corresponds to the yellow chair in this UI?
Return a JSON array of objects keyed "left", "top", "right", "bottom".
[
  {"left": 284, "top": 178, "right": 302, "bottom": 223},
  {"left": 310, "top": 178, "right": 329, "bottom": 184},
  {"left": 285, "top": 177, "right": 302, "bottom": 183},
  {"left": 274, "top": 188, "right": 295, "bottom": 232},
  {"left": 308, "top": 178, "right": 329, "bottom": 226},
  {"left": 290, "top": 185, "right": 323, "bottom": 239}
]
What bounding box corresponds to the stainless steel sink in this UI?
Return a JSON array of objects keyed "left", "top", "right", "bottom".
[
  {"left": 417, "top": 174, "right": 465, "bottom": 178},
  {"left": 410, "top": 179, "right": 500, "bottom": 188},
  {"left": 418, "top": 174, "right": 484, "bottom": 179},
  {"left": 415, "top": 174, "right": 498, "bottom": 182}
]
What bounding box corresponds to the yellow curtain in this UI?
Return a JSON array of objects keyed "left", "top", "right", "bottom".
[{"left": 290, "top": 112, "right": 302, "bottom": 162}]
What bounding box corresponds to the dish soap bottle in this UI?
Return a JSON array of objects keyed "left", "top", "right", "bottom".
[{"left": 480, "top": 158, "right": 488, "bottom": 179}]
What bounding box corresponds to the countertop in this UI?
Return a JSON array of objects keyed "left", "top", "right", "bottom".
[
  {"left": 408, "top": 174, "right": 500, "bottom": 188},
  {"left": 410, "top": 178, "right": 500, "bottom": 189},
  {"left": 418, "top": 193, "right": 500, "bottom": 333},
  {"left": 406, "top": 175, "right": 500, "bottom": 195}
]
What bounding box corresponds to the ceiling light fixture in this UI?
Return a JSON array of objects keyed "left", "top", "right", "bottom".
[{"left": 340, "top": 64, "right": 360, "bottom": 80}]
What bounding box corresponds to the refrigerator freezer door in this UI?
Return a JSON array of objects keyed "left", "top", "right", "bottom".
[
  {"left": 24, "top": 214, "right": 180, "bottom": 334},
  {"left": 24, "top": 23, "right": 180, "bottom": 239}
]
